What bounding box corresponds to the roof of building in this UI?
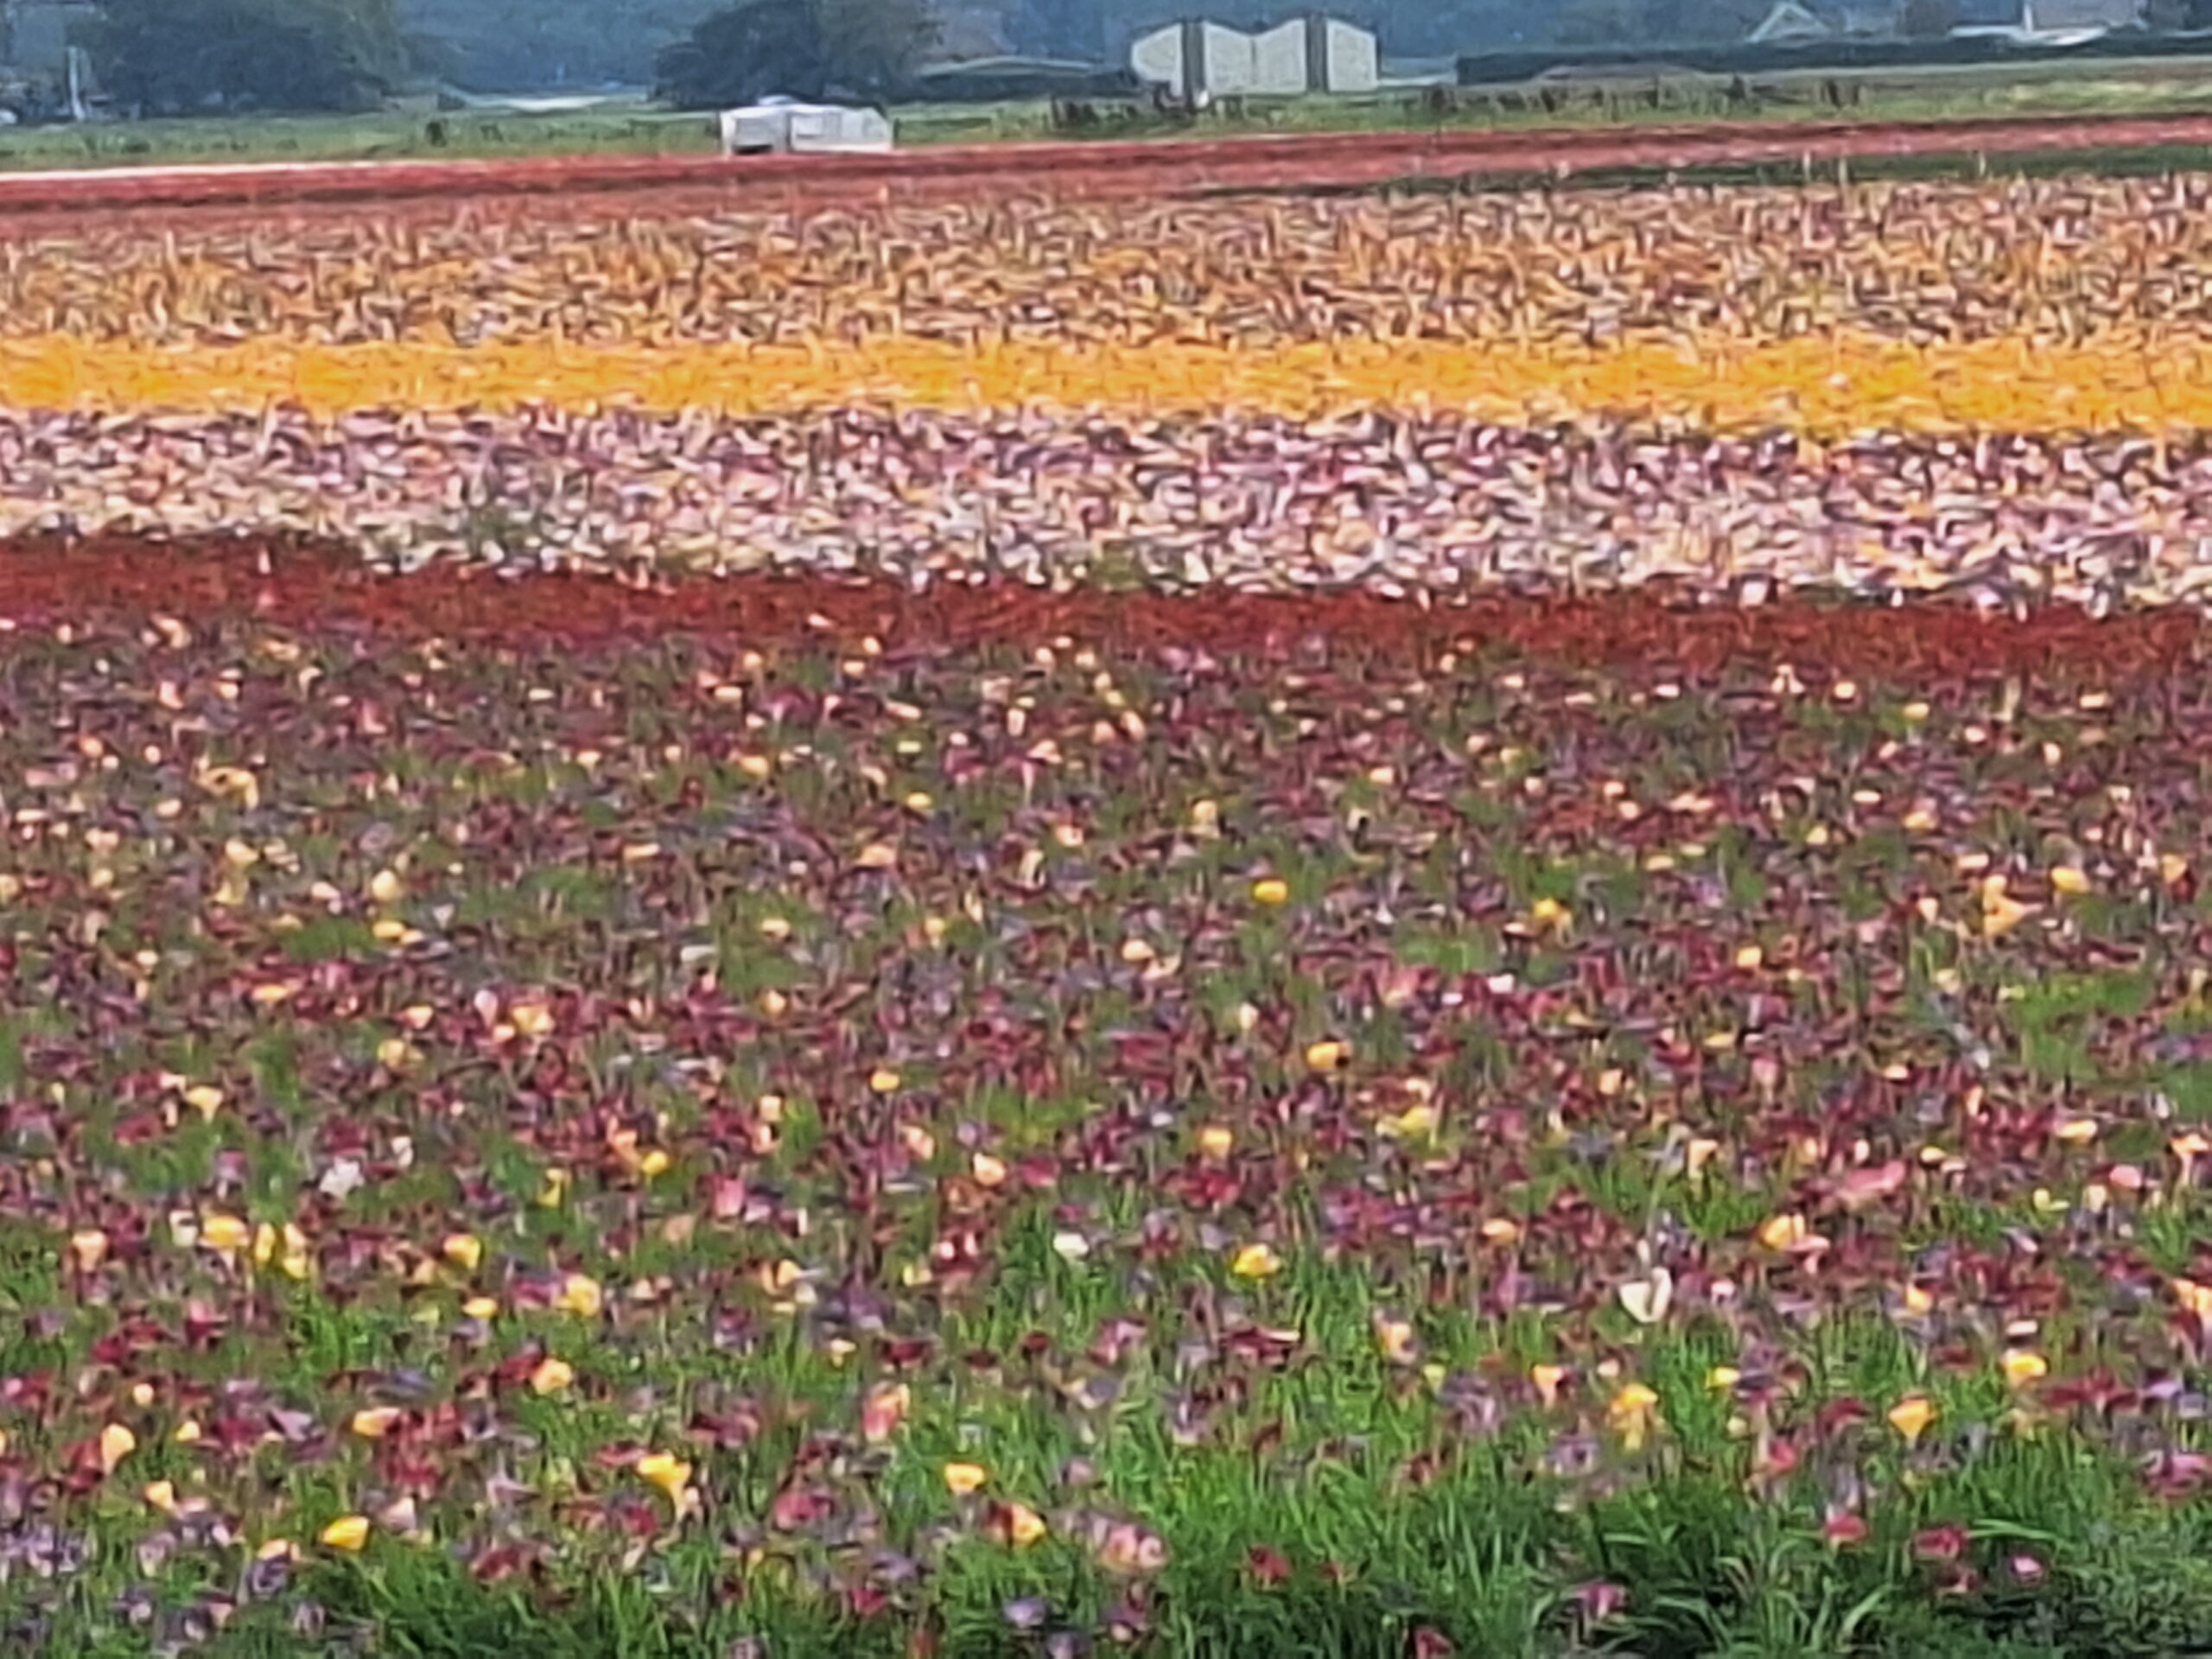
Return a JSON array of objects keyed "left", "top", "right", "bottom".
[
  {"left": 1748, "top": 2, "right": 1833, "bottom": 42},
  {"left": 913, "top": 55, "right": 1119, "bottom": 79},
  {"left": 2031, "top": 0, "right": 2144, "bottom": 26}
]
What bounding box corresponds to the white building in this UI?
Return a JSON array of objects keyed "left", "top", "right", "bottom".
[
  {"left": 1951, "top": 0, "right": 2145, "bottom": 36},
  {"left": 1745, "top": 0, "right": 1908, "bottom": 41},
  {"left": 1130, "top": 15, "right": 1380, "bottom": 100},
  {"left": 719, "top": 101, "right": 893, "bottom": 156}
]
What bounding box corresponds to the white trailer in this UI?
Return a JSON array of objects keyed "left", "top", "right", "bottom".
[{"left": 719, "top": 100, "right": 894, "bottom": 156}]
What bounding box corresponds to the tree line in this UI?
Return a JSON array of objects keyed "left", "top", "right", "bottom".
[
  {"left": 62, "top": 0, "right": 2212, "bottom": 116},
  {"left": 68, "top": 0, "right": 1557, "bottom": 112},
  {"left": 69, "top": 0, "right": 952, "bottom": 112}
]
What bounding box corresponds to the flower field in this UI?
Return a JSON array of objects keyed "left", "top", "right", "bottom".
[{"left": 7, "top": 150, "right": 2212, "bottom": 1658}]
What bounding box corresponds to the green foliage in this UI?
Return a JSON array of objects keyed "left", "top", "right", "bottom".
[
  {"left": 1551, "top": 0, "right": 1773, "bottom": 49},
  {"left": 83, "top": 0, "right": 410, "bottom": 114},
  {"left": 652, "top": 0, "right": 938, "bottom": 107},
  {"left": 1904, "top": 0, "right": 1962, "bottom": 38},
  {"left": 400, "top": 0, "right": 728, "bottom": 92}
]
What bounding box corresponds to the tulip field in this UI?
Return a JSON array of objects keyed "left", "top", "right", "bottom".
[{"left": 11, "top": 142, "right": 2212, "bottom": 1657}]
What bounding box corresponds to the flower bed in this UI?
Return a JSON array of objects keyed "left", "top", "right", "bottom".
[{"left": 3, "top": 143, "right": 2212, "bottom": 1657}]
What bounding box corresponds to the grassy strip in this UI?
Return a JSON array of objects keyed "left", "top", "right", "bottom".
[
  {"left": 9, "top": 64, "right": 2212, "bottom": 174},
  {"left": 17, "top": 1414, "right": 2212, "bottom": 1656}
]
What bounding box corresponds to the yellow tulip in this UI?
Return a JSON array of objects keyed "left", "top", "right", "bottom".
[
  {"left": 200, "top": 1214, "right": 250, "bottom": 1254},
  {"left": 635, "top": 1452, "right": 692, "bottom": 1503},
  {"left": 530, "top": 1357, "right": 575, "bottom": 1395},
  {"left": 1757, "top": 1212, "right": 1808, "bottom": 1251},
  {"left": 1888, "top": 1395, "right": 1937, "bottom": 1446},
  {"left": 1002, "top": 1501, "right": 1048, "bottom": 1548},
  {"left": 1372, "top": 1314, "right": 1418, "bottom": 1366},
  {"left": 1230, "top": 1243, "right": 1282, "bottom": 1280},
  {"left": 942, "top": 1461, "right": 988, "bottom": 1496},
  {"left": 1303, "top": 1039, "right": 1349, "bottom": 1073},
  {"left": 509, "top": 1003, "right": 554, "bottom": 1038},
  {"left": 98, "top": 1424, "right": 136, "bottom": 1474},
  {"left": 1607, "top": 1383, "right": 1662, "bottom": 1452}
]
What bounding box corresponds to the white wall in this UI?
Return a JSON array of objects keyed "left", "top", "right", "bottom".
[
  {"left": 1129, "top": 24, "right": 1184, "bottom": 91},
  {"left": 1323, "top": 20, "right": 1378, "bottom": 93},
  {"left": 1130, "top": 16, "right": 1380, "bottom": 99},
  {"left": 1198, "top": 22, "right": 1258, "bottom": 95},
  {"left": 1249, "top": 21, "right": 1310, "bottom": 97}
]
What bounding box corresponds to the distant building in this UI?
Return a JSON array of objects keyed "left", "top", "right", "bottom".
[
  {"left": 719, "top": 101, "right": 894, "bottom": 156},
  {"left": 1951, "top": 0, "right": 2145, "bottom": 35},
  {"left": 1748, "top": 0, "right": 2143, "bottom": 43},
  {"left": 1746, "top": 0, "right": 1906, "bottom": 42},
  {"left": 1748, "top": 1, "right": 1832, "bottom": 41},
  {"left": 908, "top": 56, "right": 1141, "bottom": 103},
  {"left": 1129, "top": 15, "right": 1380, "bottom": 100}
]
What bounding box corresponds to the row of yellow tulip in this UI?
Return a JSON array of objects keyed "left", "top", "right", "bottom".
[{"left": 4, "top": 332, "right": 2205, "bottom": 435}]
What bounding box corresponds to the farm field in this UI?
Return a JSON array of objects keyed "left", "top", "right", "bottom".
[
  {"left": 15, "top": 108, "right": 2212, "bottom": 215},
  {"left": 10, "top": 139, "right": 2212, "bottom": 1659}
]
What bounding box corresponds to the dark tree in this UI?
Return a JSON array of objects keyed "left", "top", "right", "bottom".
[
  {"left": 1901, "top": 0, "right": 1960, "bottom": 38},
  {"left": 1007, "top": 0, "right": 1107, "bottom": 60},
  {"left": 84, "top": 0, "right": 410, "bottom": 113},
  {"left": 652, "top": 0, "right": 935, "bottom": 108},
  {"left": 1549, "top": 0, "right": 1772, "bottom": 47},
  {"left": 2143, "top": 0, "right": 2212, "bottom": 29},
  {"left": 1614, "top": 0, "right": 1752, "bottom": 39}
]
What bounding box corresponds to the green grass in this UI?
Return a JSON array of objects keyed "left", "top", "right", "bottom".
[{"left": 0, "top": 103, "right": 718, "bottom": 171}]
